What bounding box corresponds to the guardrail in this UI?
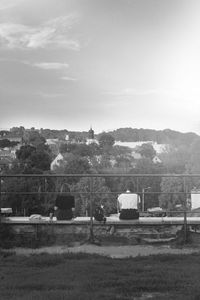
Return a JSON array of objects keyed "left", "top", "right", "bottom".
[{"left": 1, "top": 173, "right": 200, "bottom": 243}]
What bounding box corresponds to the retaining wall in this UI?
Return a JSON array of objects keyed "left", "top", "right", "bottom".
[{"left": 0, "top": 220, "right": 184, "bottom": 248}]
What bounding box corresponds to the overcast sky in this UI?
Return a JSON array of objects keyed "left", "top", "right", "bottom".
[{"left": 1, "top": 0, "right": 200, "bottom": 134}]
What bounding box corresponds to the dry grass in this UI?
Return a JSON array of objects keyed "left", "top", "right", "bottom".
[{"left": 0, "top": 250, "right": 200, "bottom": 299}]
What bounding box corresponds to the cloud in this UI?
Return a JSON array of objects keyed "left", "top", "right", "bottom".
[
  {"left": 33, "top": 62, "right": 69, "bottom": 70},
  {"left": 0, "top": 58, "right": 69, "bottom": 70},
  {"left": 31, "top": 62, "right": 77, "bottom": 81},
  {"left": 0, "top": 0, "right": 24, "bottom": 10},
  {"left": 104, "top": 87, "right": 200, "bottom": 98},
  {"left": 104, "top": 88, "right": 162, "bottom": 96},
  {"left": 37, "top": 91, "right": 65, "bottom": 98},
  {"left": 0, "top": 15, "right": 80, "bottom": 50},
  {"left": 61, "top": 76, "right": 77, "bottom": 81},
  {"left": 0, "top": 58, "right": 76, "bottom": 83}
]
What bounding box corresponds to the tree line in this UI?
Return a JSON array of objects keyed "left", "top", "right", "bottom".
[{"left": 1, "top": 129, "right": 200, "bottom": 216}]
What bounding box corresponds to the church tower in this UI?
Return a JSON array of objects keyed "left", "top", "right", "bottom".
[
  {"left": 87, "top": 126, "right": 96, "bottom": 144},
  {"left": 88, "top": 126, "right": 94, "bottom": 140}
]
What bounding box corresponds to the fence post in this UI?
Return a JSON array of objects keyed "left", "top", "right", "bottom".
[
  {"left": 183, "top": 176, "right": 188, "bottom": 243},
  {"left": 0, "top": 176, "right": 1, "bottom": 222},
  {"left": 89, "top": 176, "right": 94, "bottom": 243},
  {"left": 137, "top": 177, "right": 139, "bottom": 210}
]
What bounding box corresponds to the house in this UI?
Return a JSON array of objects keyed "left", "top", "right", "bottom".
[
  {"left": 0, "top": 149, "right": 16, "bottom": 159},
  {"left": 0, "top": 157, "right": 13, "bottom": 170},
  {"left": 7, "top": 137, "right": 22, "bottom": 143},
  {"left": 131, "top": 151, "right": 142, "bottom": 160},
  {"left": 191, "top": 189, "right": 200, "bottom": 210},
  {"left": 0, "top": 149, "right": 16, "bottom": 171},
  {"left": 114, "top": 141, "right": 166, "bottom": 154},
  {"left": 46, "top": 138, "right": 59, "bottom": 145},
  {"left": 50, "top": 153, "right": 64, "bottom": 171},
  {"left": 152, "top": 156, "right": 162, "bottom": 164}
]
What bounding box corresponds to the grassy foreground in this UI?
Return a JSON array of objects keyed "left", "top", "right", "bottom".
[{"left": 0, "top": 251, "right": 200, "bottom": 300}]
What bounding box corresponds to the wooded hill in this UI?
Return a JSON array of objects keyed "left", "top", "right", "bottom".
[
  {"left": 2, "top": 127, "right": 200, "bottom": 148},
  {"left": 103, "top": 128, "right": 200, "bottom": 147}
]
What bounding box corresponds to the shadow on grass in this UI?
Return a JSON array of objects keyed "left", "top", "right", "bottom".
[{"left": 1, "top": 251, "right": 200, "bottom": 299}]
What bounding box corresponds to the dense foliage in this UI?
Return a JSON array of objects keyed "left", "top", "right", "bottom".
[
  {"left": 2, "top": 126, "right": 200, "bottom": 215},
  {"left": 0, "top": 139, "right": 19, "bottom": 148},
  {"left": 105, "top": 127, "right": 199, "bottom": 146}
]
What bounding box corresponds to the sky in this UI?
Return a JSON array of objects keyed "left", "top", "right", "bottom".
[{"left": 1, "top": 0, "right": 200, "bottom": 134}]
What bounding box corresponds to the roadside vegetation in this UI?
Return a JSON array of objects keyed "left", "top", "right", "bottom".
[
  {"left": 1, "top": 251, "right": 200, "bottom": 299},
  {"left": 2, "top": 127, "right": 200, "bottom": 216}
]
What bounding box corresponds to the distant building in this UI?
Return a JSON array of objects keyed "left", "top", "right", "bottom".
[
  {"left": 0, "top": 131, "right": 9, "bottom": 138},
  {"left": 114, "top": 141, "right": 166, "bottom": 154},
  {"left": 7, "top": 137, "right": 22, "bottom": 143},
  {"left": 131, "top": 151, "right": 142, "bottom": 160},
  {"left": 88, "top": 127, "right": 94, "bottom": 139},
  {"left": 65, "top": 134, "right": 69, "bottom": 141},
  {"left": 191, "top": 189, "right": 200, "bottom": 210},
  {"left": 0, "top": 149, "right": 14, "bottom": 170},
  {"left": 50, "top": 153, "right": 64, "bottom": 171},
  {"left": 46, "top": 138, "right": 59, "bottom": 145},
  {"left": 114, "top": 141, "right": 162, "bottom": 164},
  {"left": 152, "top": 156, "right": 162, "bottom": 164},
  {"left": 86, "top": 127, "right": 98, "bottom": 145},
  {"left": 0, "top": 149, "right": 16, "bottom": 159},
  {"left": 0, "top": 157, "right": 13, "bottom": 170}
]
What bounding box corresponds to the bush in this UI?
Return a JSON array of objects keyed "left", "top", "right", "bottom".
[{"left": 0, "top": 223, "right": 16, "bottom": 248}]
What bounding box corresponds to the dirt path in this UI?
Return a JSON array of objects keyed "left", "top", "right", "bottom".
[{"left": 6, "top": 244, "right": 200, "bottom": 258}]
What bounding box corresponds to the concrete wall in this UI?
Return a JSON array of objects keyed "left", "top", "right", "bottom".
[{"left": 1, "top": 222, "right": 183, "bottom": 248}]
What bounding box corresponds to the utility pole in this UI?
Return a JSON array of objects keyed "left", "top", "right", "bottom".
[{"left": 142, "top": 187, "right": 151, "bottom": 212}]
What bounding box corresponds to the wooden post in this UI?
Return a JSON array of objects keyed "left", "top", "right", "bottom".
[
  {"left": 87, "top": 176, "right": 100, "bottom": 245},
  {"left": 89, "top": 176, "right": 94, "bottom": 242},
  {"left": 137, "top": 177, "right": 139, "bottom": 211},
  {"left": 183, "top": 177, "right": 188, "bottom": 243},
  {"left": 0, "top": 176, "right": 1, "bottom": 222},
  {"left": 183, "top": 210, "right": 187, "bottom": 243}
]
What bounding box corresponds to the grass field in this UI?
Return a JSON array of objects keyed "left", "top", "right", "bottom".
[{"left": 0, "top": 250, "right": 200, "bottom": 300}]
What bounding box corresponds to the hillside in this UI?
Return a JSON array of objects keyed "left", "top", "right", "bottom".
[
  {"left": 103, "top": 128, "right": 200, "bottom": 147},
  {"left": 1, "top": 127, "right": 200, "bottom": 148}
]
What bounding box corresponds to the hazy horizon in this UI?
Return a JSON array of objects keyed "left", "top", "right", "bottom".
[
  {"left": 1, "top": 0, "right": 200, "bottom": 135},
  {"left": 1, "top": 125, "right": 199, "bottom": 136}
]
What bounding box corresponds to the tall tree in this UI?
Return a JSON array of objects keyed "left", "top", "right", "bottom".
[
  {"left": 0, "top": 139, "right": 19, "bottom": 148},
  {"left": 60, "top": 142, "right": 99, "bottom": 157},
  {"left": 159, "top": 145, "right": 189, "bottom": 174},
  {"left": 111, "top": 145, "right": 134, "bottom": 171},
  {"left": 98, "top": 132, "right": 115, "bottom": 153},
  {"left": 54, "top": 153, "right": 91, "bottom": 184},
  {"left": 187, "top": 139, "right": 200, "bottom": 174},
  {"left": 72, "top": 177, "right": 116, "bottom": 216},
  {"left": 186, "top": 139, "right": 200, "bottom": 189},
  {"left": 159, "top": 177, "right": 186, "bottom": 212},
  {"left": 16, "top": 145, "right": 36, "bottom": 162},
  {"left": 1, "top": 164, "right": 45, "bottom": 216},
  {"left": 24, "top": 130, "right": 46, "bottom": 147},
  {"left": 135, "top": 143, "right": 156, "bottom": 160},
  {"left": 129, "top": 158, "right": 165, "bottom": 209},
  {"left": 16, "top": 145, "right": 51, "bottom": 171}
]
